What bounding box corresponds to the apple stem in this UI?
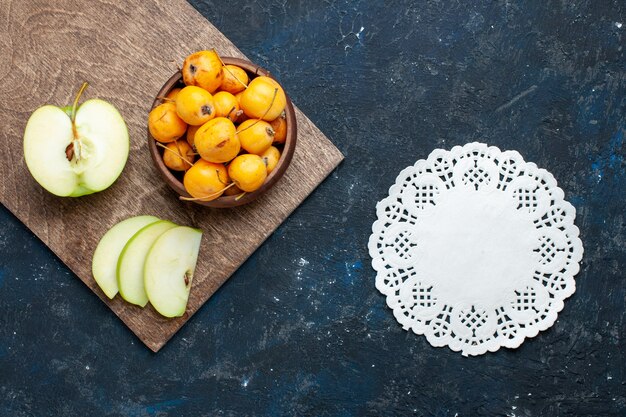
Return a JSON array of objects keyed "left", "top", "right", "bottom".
[
  {"left": 235, "top": 88, "right": 278, "bottom": 135},
  {"left": 67, "top": 82, "right": 89, "bottom": 163},
  {"left": 71, "top": 82, "right": 89, "bottom": 124}
]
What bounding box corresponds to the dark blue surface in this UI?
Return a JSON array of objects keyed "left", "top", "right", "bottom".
[{"left": 1, "top": 1, "right": 625, "bottom": 416}]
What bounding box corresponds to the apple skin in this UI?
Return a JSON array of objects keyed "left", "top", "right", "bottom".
[
  {"left": 116, "top": 220, "right": 177, "bottom": 307},
  {"left": 23, "top": 99, "right": 129, "bottom": 197},
  {"left": 92, "top": 215, "right": 160, "bottom": 299},
  {"left": 60, "top": 105, "right": 73, "bottom": 118},
  {"left": 144, "top": 226, "right": 203, "bottom": 318}
]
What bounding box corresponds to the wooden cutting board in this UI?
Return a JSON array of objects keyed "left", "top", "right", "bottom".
[{"left": 0, "top": 0, "right": 343, "bottom": 351}]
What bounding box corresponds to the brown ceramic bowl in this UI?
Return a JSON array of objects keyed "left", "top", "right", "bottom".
[{"left": 148, "top": 57, "right": 297, "bottom": 208}]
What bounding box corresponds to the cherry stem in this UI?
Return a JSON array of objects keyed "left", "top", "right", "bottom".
[
  {"left": 156, "top": 96, "right": 175, "bottom": 102},
  {"left": 234, "top": 192, "right": 247, "bottom": 201},
  {"left": 179, "top": 182, "right": 236, "bottom": 201},
  {"left": 235, "top": 88, "right": 278, "bottom": 135},
  {"left": 171, "top": 60, "right": 181, "bottom": 72},
  {"left": 227, "top": 105, "right": 237, "bottom": 121},
  {"left": 213, "top": 49, "right": 248, "bottom": 90},
  {"left": 155, "top": 142, "right": 194, "bottom": 167},
  {"left": 216, "top": 169, "right": 229, "bottom": 185}
]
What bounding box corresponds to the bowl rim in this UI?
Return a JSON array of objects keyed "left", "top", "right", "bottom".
[{"left": 148, "top": 56, "right": 297, "bottom": 208}]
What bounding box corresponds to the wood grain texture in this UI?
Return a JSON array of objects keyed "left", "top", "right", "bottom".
[{"left": 0, "top": 0, "right": 343, "bottom": 351}]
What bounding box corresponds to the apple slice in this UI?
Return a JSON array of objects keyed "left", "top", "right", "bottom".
[
  {"left": 117, "top": 220, "right": 177, "bottom": 307},
  {"left": 23, "top": 83, "right": 129, "bottom": 197},
  {"left": 144, "top": 226, "right": 203, "bottom": 318},
  {"left": 91, "top": 215, "right": 159, "bottom": 299}
]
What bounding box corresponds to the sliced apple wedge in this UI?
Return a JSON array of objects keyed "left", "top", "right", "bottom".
[
  {"left": 144, "top": 226, "right": 203, "bottom": 318},
  {"left": 92, "top": 215, "right": 159, "bottom": 299},
  {"left": 117, "top": 220, "right": 177, "bottom": 307}
]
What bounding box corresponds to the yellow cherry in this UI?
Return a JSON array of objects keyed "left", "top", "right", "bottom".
[
  {"left": 270, "top": 113, "right": 287, "bottom": 144},
  {"left": 165, "top": 87, "right": 182, "bottom": 101},
  {"left": 228, "top": 154, "right": 267, "bottom": 192},
  {"left": 240, "top": 76, "right": 286, "bottom": 121},
  {"left": 259, "top": 146, "right": 281, "bottom": 174},
  {"left": 194, "top": 117, "right": 240, "bottom": 163},
  {"left": 183, "top": 160, "right": 229, "bottom": 201},
  {"left": 220, "top": 64, "right": 249, "bottom": 94},
  {"left": 182, "top": 50, "right": 223, "bottom": 93},
  {"left": 148, "top": 102, "right": 187, "bottom": 143},
  {"left": 237, "top": 119, "right": 274, "bottom": 155},
  {"left": 163, "top": 140, "right": 195, "bottom": 171},
  {"left": 213, "top": 91, "right": 240, "bottom": 121},
  {"left": 186, "top": 124, "right": 200, "bottom": 149},
  {"left": 223, "top": 184, "right": 244, "bottom": 196},
  {"left": 175, "top": 86, "right": 215, "bottom": 126},
  {"left": 234, "top": 91, "right": 249, "bottom": 124}
]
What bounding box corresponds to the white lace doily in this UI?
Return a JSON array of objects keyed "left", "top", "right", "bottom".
[{"left": 368, "top": 142, "right": 583, "bottom": 356}]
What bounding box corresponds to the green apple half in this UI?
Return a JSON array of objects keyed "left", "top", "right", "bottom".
[
  {"left": 23, "top": 84, "right": 129, "bottom": 197},
  {"left": 145, "top": 226, "right": 202, "bottom": 318},
  {"left": 91, "top": 215, "right": 159, "bottom": 299},
  {"left": 117, "top": 220, "right": 177, "bottom": 307}
]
